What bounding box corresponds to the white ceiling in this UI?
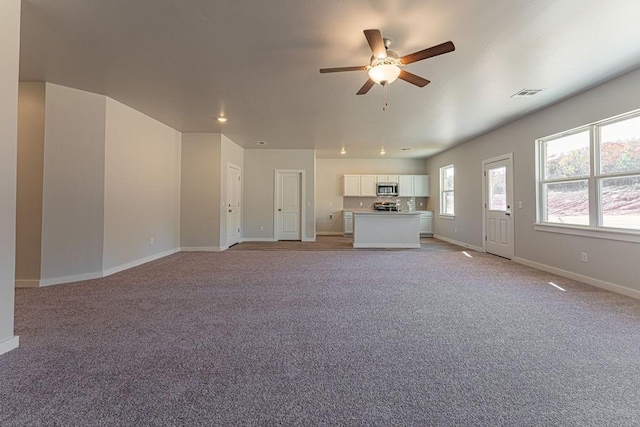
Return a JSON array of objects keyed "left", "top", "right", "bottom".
[{"left": 18, "top": 0, "right": 640, "bottom": 159}]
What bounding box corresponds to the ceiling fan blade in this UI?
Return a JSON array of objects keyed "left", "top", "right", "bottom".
[
  {"left": 400, "top": 41, "right": 455, "bottom": 65},
  {"left": 319, "top": 65, "right": 367, "bottom": 73},
  {"left": 356, "top": 79, "right": 375, "bottom": 95},
  {"left": 398, "top": 70, "right": 430, "bottom": 87},
  {"left": 364, "top": 29, "right": 387, "bottom": 59}
]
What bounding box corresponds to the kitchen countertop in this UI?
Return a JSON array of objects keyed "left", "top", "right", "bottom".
[
  {"left": 344, "top": 209, "right": 433, "bottom": 214},
  {"left": 353, "top": 211, "right": 421, "bottom": 215}
]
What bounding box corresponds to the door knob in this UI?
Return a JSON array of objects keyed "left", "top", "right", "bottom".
[
  {"left": 229, "top": 209, "right": 232, "bottom": 213},
  {"left": 505, "top": 211, "right": 511, "bottom": 216}
]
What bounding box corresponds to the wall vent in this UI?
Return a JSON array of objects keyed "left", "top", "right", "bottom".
[
  {"left": 511, "top": 88, "right": 543, "bottom": 98},
  {"left": 252, "top": 140, "right": 267, "bottom": 146}
]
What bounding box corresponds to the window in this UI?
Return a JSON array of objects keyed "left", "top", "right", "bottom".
[
  {"left": 537, "top": 110, "right": 640, "bottom": 238},
  {"left": 440, "top": 165, "right": 454, "bottom": 216}
]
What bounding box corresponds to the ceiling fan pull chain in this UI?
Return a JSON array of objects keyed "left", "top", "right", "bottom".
[{"left": 383, "top": 84, "right": 388, "bottom": 111}]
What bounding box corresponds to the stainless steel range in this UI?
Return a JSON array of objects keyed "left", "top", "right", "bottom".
[{"left": 374, "top": 201, "right": 399, "bottom": 212}]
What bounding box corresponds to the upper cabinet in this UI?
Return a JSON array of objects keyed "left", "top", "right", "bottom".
[
  {"left": 344, "top": 174, "right": 377, "bottom": 196},
  {"left": 399, "top": 175, "right": 430, "bottom": 197},
  {"left": 360, "top": 175, "right": 377, "bottom": 196},
  {"left": 344, "top": 174, "right": 428, "bottom": 197},
  {"left": 344, "top": 175, "right": 361, "bottom": 196},
  {"left": 414, "top": 175, "right": 430, "bottom": 197},
  {"left": 376, "top": 175, "right": 399, "bottom": 183}
]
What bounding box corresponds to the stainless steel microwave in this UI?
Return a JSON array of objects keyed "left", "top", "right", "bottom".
[{"left": 376, "top": 182, "right": 398, "bottom": 196}]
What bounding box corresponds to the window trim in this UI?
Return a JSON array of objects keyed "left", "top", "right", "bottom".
[
  {"left": 440, "top": 164, "right": 455, "bottom": 218},
  {"left": 535, "top": 108, "right": 640, "bottom": 238}
]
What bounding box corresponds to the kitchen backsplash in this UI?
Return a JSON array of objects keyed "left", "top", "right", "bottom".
[{"left": 344, "top": 196, "right": 428, "bottom": 211}]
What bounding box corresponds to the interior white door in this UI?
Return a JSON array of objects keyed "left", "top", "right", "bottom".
[
  {"left": 484, "top": 156, "right": 514, "bottom": 259},
  {"left": 277, "top": 171, "right": 301, "bottom": 240},
  {"left": 227, "top": 164, "right": 241, "bottom": 247}
]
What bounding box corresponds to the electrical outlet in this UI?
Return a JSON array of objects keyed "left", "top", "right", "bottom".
[
  {"left": 581, "top": 252, "right": 588, "bottom": 262},
  {"left": 419, "top": 202, "right": 423, "bottom": 207},
  {"left": 518, "top": 201, "right": 523, "bottom": 209},
  {"left": 454, "top": 228, "right": 458, "bottom": 233},
  {"left": 150, "top": 238, "right": 155, "bottom": 246},
  {"left": 359, "top": 202, "right": 363, "bottom": 206},
  {"left": 259, "top": 226, "right": 264, "bottom": 232}
]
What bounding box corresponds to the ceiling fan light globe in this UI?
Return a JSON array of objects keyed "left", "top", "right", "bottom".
[{"left": 368, "top": 64, "right": 401, "bottom": 85}]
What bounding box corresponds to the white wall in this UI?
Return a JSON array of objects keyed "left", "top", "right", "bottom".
[
  {"left": 0, "top": 0, "right": 20, "bottom": 354},
  {"left": 316, "top": 158, "right": 428, "bottom": 234},
  {"left": 16, "top": 82, "right": 45, "bottom": 285},
  {"left": 244, "top": 149, "right": 315, "bottom": 240},
  {"left": 103, "top": 98, "right": 181, "bottom": 273},
  {"left": 40, "top": 83, "right": 106, "bottom": 283},
  {"left": 426, "top": 66, "right": 640, "bottom": 295},
  {"left": 180, "top": 133, "right": 221, "bottom": 249}
]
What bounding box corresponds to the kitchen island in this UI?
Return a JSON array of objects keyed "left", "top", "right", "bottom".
[{"left": 353, "top": 211, "right": 422, "bottom": 248}]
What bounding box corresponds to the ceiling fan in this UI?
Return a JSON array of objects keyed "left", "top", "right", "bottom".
[{"left": 319, "top": 29, "right": 455, "bottom": 95}]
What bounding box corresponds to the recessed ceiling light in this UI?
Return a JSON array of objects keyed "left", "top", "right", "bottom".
[
  {"left": 380, "top": 148, "right": 386, "bottom": 155},
  {"left": 340, "top": 148, "right": 346, "bottom": 154},
  {"left": 217, "top": 116, "right": 228, "bottom": 123},
  {"left": 252, "top": 140, "right": 267, "bottom": 146}
]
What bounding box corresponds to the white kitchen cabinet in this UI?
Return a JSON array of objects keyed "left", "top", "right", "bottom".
[
  {"left": 360, "top": 175, "right": 377, "bottom": 196},
  {"left": 398, "top": 175, "right": 414, "bottom": 197},
  {"left": 377, "top": 175, "right": 399, "bottom": 183},
  {"left": 343, "top": 211, "right": 353, "bottom": 235},
  {"left": 419, "top": 211, "right": 434, "bottom": 235},
  {"left": 414, "top": 175, "right": 430, "bottom": 197},
  {"left": 344, "top": 175, "right": 361, "bottom": 196},
  {"left": 399, "top": 175, "right": 430, "bottom": 197}
]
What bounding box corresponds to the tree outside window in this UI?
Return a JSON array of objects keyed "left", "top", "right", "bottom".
[{"left": 538, "top": 111, "right": 640, "bottom": 231}]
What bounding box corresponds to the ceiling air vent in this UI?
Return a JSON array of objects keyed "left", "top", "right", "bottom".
[
  {"left": 511, "top": 88, "right": 543, "bottom": 98},
  {"left": 252, "top": 140, "right": 267, "bottom": 146}
]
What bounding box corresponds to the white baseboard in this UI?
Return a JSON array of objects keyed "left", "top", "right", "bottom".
[
  {"left": 513, "top": 257, "right": 640, "bottom": 300},
  {"left": 433, "top": 234, "right": 484, "bottom": 252},
  {"left": 0, "top": 335, "right": 19, "bottom": 356},
  {"left": 316, "top": 232, "right": 344, "bottom": 236},
  {"left": 39, "top": 271, "right": 103, "bottom": 287},
  {"left": 181, "top": 246, "right": 224, "bottom": 252},
  {"left": 302, "top": 237, "right": 316, "bottom": 242},
  {"left": 15, "top": 279, "right": 40, "bottom": 288},
  {"left": 241, "top": 238, "right": 277, "bottom": 242},
  {"left": 102, "top": 248, "right": 180, "bottom": 278},
  {"left": 18, "top": 248, "right": 183, "bottom": 288}
]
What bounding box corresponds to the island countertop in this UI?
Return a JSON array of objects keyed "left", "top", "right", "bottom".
[{"left": 352, "top": 211, "right": 422, "bottom": 216}]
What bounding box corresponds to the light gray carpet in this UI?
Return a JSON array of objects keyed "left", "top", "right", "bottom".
[{"left": 1, "top": 249, "right": 640, "bottom": 426}]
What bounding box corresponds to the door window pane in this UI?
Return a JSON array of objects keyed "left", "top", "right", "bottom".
[
  {"left": 488, "top": 166, "right": 507, "bottom": 211},
  {"left": 544, "top": 131, "right": 590, "bottom": 180},
  {"left": 601, "top": 176, "right": 640, "bottom": 230},
  {"left": 600, "top": 116, "right": 640, "bottom": 175},
  {"left": 544, "top": 180, "right": 589, "bottom": 225}
]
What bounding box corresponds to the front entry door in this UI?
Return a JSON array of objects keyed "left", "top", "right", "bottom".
[
  {"left": 276, "top": 171, "right": 301, "bottom": 241},
  {"left": 227, "top": 164, "right": 241, "bottom": 247},
  {"left": 483, "top": 154, "right": 514, "bottom": 259}
]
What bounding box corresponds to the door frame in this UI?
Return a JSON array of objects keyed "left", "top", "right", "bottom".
[
  {"left": 274, "top": 169, "right": 306, "bottom": 241},
  {"left": 482, "top": 153, "right": 514, "bottom": 258},
  {"left": 226, "top": 162, "right": 242, "bottom": 247}
]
